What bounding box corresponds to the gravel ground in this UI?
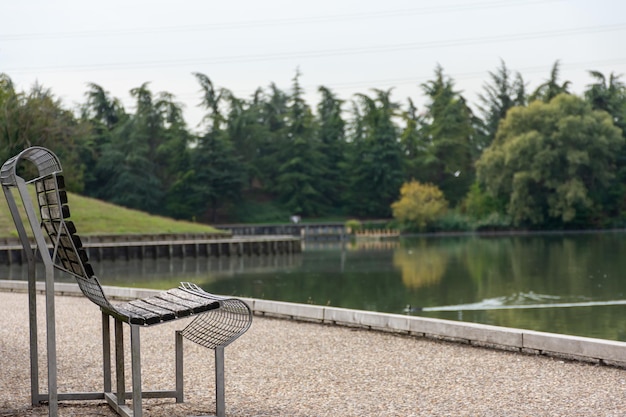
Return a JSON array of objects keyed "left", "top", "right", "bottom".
[{"left": 1, "top": 290, "right": 625, "bottom": 417}]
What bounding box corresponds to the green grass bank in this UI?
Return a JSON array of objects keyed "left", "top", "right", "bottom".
[{"left": 0, "top": 188, "right": 223, "bottom": 238}]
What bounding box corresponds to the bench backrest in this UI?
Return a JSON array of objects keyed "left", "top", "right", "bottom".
[
  {"left": 36, "top": 174, "right": 113, "bottom": 310},
  {"left": 1, "top": 147, "right": 113, "bottom": 311}
]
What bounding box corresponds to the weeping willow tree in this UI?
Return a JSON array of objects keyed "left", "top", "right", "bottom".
[{"left": 477, "top": 94, "right": 624, "bottom": 228}]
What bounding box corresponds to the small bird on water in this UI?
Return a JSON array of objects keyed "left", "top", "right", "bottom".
[{"left": 403, "top": 304, "right": 422, "bottom": 313}]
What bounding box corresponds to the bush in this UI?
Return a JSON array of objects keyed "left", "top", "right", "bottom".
[
  {"left": 345, "top": 219, "right": 362, "bottom": 233},
  {"left": 391, "top": 181, "right": 448, "bottom": 231},
  {"left": 463, "top": 181, "right": 503, "bottom": 219},
  {"left": 473, "top": 212, "right": 513, "bottom": 231},
  {"left": 431, "top": 211, "right": 473, "bottom": 232}
]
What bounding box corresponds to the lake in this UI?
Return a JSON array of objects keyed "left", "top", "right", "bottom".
[{"left": 3, "top": 232, "right": 625, "bottom": 341}]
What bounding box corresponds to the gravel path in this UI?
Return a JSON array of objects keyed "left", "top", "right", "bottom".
[{"left": 1, "top": 290, "right": 625, "bottom": 417}]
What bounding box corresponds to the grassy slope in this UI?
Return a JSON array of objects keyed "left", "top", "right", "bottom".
[{"left": 0, "top": 187, "right": 223, "bottom": 238}]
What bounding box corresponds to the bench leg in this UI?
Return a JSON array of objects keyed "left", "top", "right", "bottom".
[
  {"left": 130, "top": 325, "right": 143, "bottom": 417},
  {"left": 175, "top": 331, "right": 184, "bottom": 403},
  {"left": 103, "top": 313, "right": 112, "bottom": 393},
  {"left": 27, "top": 270, "right": 40, "bottom": 406},
  {"left": 44, "top": 270, "right": 58, "bottom": 417},
  {"left": 215, "top": 347, "right": 225, "bottom": 417},
  {"left": 115, "top": 320, "right": 126, "bottom": 408}
]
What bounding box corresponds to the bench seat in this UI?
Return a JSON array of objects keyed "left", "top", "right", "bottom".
[{"left": 107, "top": 288, "right": 222, "bottom": 326}]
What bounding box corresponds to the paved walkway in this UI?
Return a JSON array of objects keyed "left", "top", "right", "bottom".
[{"left": 1, "top": 290, "right": 625, "bottom": 417}]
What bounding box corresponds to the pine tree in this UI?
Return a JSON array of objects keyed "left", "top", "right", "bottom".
[
  {"left": 272, "top": 71, "right": 326, "bottom": 216},
  {"left": 529, "top": 60, "right": 571, "bottom": 103},
  {"left": 316, "top": 86, "right": 347, "bottom": 211},
  {"left": 478, "top": 60, "right": 526, "bottom": 149},
  {"left": 419, "top": 66, "right": 476, "bottom": 206},
  {"left": 346, "top": 89, "right": 405, "bottom": 218}
]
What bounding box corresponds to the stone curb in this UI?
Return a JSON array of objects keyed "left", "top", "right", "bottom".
[{"left": 2, "top": 279, "right": 625, "bottom": 366}]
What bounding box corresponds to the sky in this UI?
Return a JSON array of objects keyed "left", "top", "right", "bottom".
[{"left": 2, "top": 0, "right": 626, "bottom": 132}]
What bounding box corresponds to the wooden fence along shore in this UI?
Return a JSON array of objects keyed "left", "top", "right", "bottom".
[
  {"left": 219, "top": 222, "right": 400, "bottom": 241},
  {"left": 0, "top": 222, "right": 399, "bottom": 265},
  {"left": 220, "top": 223, "right": 348, "bottom": 241},
  {"left": 354, "top": 229, "right": 401, "bottom": 240},
  {"left": 0, "top": 233, "right": 302, "bottom": 265}
]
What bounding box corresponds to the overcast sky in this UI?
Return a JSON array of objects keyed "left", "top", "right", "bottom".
[{"left": 2, "top": 0, "right": 625, "bottom": 132}]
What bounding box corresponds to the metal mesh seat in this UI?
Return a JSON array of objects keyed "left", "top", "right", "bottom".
[
  {"left": 1, "top": 146, "right": 252, "bottom": 417},
  {"left": 180, "top": 282, "right": 253, "bottom": 349}
]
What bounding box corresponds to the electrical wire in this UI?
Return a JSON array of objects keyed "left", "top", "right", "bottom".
[
  {"left": 4, "top": 23, "right": 625, "bottom": 74},
  {"left": 0, "top": 0, "right": 565, "bottom": 41}
]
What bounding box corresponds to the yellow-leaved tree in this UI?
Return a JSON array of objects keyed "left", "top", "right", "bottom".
[{"left": 391, "top": 181, "right": 448, "bottom": 231}]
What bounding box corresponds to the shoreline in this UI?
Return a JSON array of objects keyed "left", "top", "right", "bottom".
[{"left": 2, "top": 280, "right": 625, "bottom": 368}]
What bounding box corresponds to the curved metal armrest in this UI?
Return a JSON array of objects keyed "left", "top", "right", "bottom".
[{"left": 179, "top": 282, "right": 253, "bottom": 350}]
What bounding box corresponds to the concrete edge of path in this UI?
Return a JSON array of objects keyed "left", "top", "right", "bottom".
[{"left": 1, "top": 279, "right": 625, "bottom": 368}]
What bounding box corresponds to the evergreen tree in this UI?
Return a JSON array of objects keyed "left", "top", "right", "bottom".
[
  {"left": 584, "top": 71, "right": 626, "bottom": 132},
  {"left": 346, "top": 89, "right": 405, "bottom": 218},
  {"left": 257, "top": 83, "right": 290, "bottom": 191},
  {"left": 84, "top": 83, "right": 124, "bottom": 130},
  {"left": 223, "top": 90, "right": 262, "bottom": 187},
  {"left": 273, "top": 71, "right": 326, "bottom": 216},
  {"left": 194, "top": 72, "right": 226, "bottom": 132},
  {"left": 529, "top": 60, "right": 571, "bottom": 103},
  {"left": 316, "top": 86, "right": 347, "bottom": 210},
  {"left": 155, "top": 92, "right": 197, "bottom": 218},
  {"left": 0, "top": 74, "right": 25, "bottom": 162},
  {"left": 187, "top": 73, "right": 245, "bottom": 222},
  {"left": 419, "top": 66, "right": 476, "bottom": 206},
  {"left": 584, "top": 71, "right": 626, "bottom": 220},
  {"left": 399, "top": 98, "right": 426, "bottom": 182},
  {"left": 189, "top": 132, "right": 245, "bottom": 222},
  {"left": 81, "top": 83, "right": 128, "bottom": 196},
  {"left": 91, "top": 83, "right": 165, "bottom": 213},
  {"left": 478, "top": 60, "right": 526, "bottom": 149}
]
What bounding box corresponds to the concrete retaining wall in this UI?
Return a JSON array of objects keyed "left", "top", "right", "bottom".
[{"left": 2, "top": 280, "right": 624, "bottom": 367}]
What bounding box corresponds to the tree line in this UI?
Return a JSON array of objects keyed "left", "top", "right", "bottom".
[{"left": 1, "top": 60, "right": 625, "bottom": 230}]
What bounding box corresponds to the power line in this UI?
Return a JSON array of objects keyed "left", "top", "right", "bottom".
[
  {"left": 5, "top": 23, "right": 625, "bottom": 75},
  {"left": 0, "top": 0, "right": 564, "bottom": 41}
]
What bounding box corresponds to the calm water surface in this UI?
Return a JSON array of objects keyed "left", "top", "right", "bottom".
[{"left": 4, "top": 232, "right": 625, "bottom": 341}]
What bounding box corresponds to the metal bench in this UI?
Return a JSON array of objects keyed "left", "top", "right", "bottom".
[{"left": 1, "top": 146, "right": 252, "bottom": 417}]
